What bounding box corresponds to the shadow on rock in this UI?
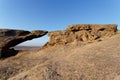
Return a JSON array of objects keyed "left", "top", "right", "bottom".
[{"left": 1, "top": 48, "right": 19, "bottom": 58}]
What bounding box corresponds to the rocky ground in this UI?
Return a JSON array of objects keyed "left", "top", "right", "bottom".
[
  {"left": 0, "top": 31, "right": 119, "bottom": 80},
  {"left": 0, "top": 24, "right": 120, "bottom": 80}
]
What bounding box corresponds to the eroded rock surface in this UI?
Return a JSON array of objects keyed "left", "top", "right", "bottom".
[
  {"left": 45, "top": 24, "right": 117, "bottom": 47},
  {"left": 0, "top": 29, "right": 48, "bottom": 58}
]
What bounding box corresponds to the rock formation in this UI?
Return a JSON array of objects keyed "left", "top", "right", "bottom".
[
  {"left": 0, "top": 29, "right": 48, "bottom": 58},
  {"left": 44, "top": 24, "right": 117, "bottom": 47},
  {"left": 0, "top": 24, "right": 118, "bottom": 58}
]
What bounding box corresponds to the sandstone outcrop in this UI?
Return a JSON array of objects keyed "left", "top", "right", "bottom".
[
  {"left": 44, "top": 24, "right": 117, "bottom": 47},
  {"left": 0, "top": 29, "right": 48, "bottom": 58}
]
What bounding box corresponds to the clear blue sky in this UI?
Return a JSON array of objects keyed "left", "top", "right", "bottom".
[{"left": 0, "top": 0, "right": 120, "bottom": 46}]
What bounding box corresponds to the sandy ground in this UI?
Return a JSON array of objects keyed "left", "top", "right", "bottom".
[{"left": 0, "top": 32, "right": 120, "bottom": 80}]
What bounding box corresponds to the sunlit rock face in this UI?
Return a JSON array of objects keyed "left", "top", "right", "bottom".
[
  {"left": 44, "top": 24, "right": 117, "bottom": 47},
  {"left": 0, "top": 29, "right": 48, "bottom": 58}
]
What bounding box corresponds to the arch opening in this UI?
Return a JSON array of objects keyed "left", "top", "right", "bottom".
[{"left": 13, "top": 35, "right": 49, "bottom": 50}]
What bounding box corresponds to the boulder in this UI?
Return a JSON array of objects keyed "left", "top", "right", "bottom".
[
  {"left": 44, "top": 24, "right": 117, "bottom": 47},
  {"left": 0, "top": 29, "right": 48, "bottom": 58}
]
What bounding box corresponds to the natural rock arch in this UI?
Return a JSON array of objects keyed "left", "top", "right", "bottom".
[{"left": 0, "top": 29, "right": 48, "bottom": 58}]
